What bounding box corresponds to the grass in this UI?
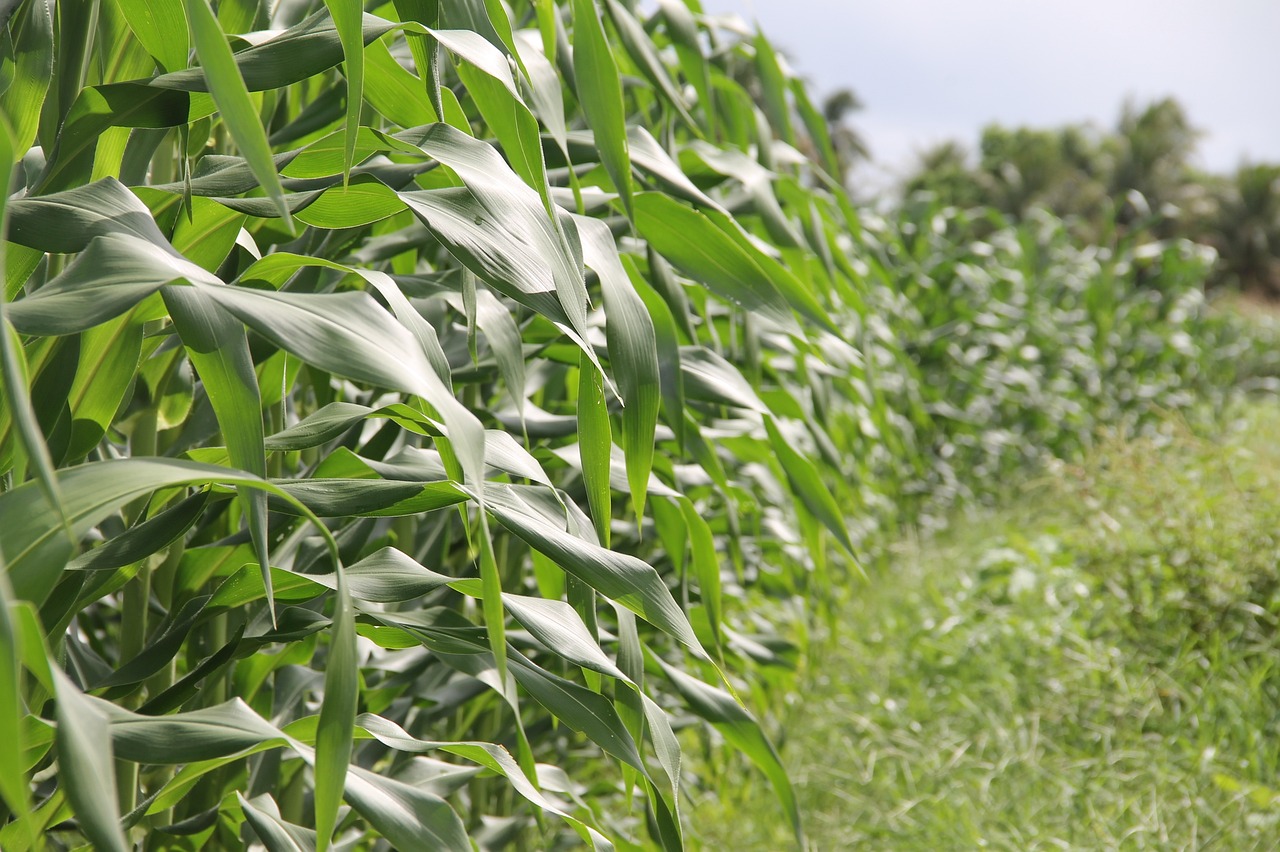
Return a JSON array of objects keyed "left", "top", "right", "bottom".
[{"left": 691, "top": 402, "right": 1280, "bottom": 850}]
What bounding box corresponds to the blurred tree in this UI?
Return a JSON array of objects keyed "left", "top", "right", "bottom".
[
  {"left": 977, "top": 124, "right": 1110, "bottom": 224},
  {"left": 1212, "top": 164, "right": 1280, "bottom": 293},
  {"left": 1109, "top": 97, "right": 1200, "bottom": 212},
  {"left": 903, "top": 141, "right": 989, "bottom": 208},
  {"left": 822, "top": 87, "right": 869, "bottom": 182}
]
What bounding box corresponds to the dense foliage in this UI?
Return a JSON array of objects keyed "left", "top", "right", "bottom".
[
  {"left": 0, "top": 0, "right": 1263, "bottom": 849},
  {"left": 696, "top": 405, "right": 1280, "bottom": 849},
  {"left": 902, "top": 98, "right": 1280, "bottom": 294}
]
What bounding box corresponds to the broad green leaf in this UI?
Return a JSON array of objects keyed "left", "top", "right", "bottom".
[
  {"left": 578, "top": 215, "right": 659, "bottom": 517},
  {"left": 577, "top": 354, "right": 612, "bottom": 548},
  {"left": 198, "top": 287, "right": 438, "bottom": 399},
  {"left": 314, "top": 574, "right": 357, "bottom": 852},
  {"left": 150, "top": 11, "right": 402, "bottom": 94},
  {"left": 634, "top": 191, "right": 798, "bottom": 331},
  {"left": 752, "top": 32, "right": 794, "bottom": 144},
  {"left": 66, "top": 310, "right": 145, "bottom": 460},
  {"left": 0, "top": 0, "right": 54, "bottom": 160},
  {"left": 399, "top": 124, "right": 602, "bottom": 381},
  {"left": 51, "top": 669, "right": 129, "bottom": 852},
  {"left": 484, "top": 485, "right": 704, "bottom": 656},
  {"left": 5, "top": 234, "right": 209, "bottom": 335},
  {"left": 659, "top": 658, "right": 803, "bottom": 844},
  {"left": 504, "top": 593, "right": 626, "bottom": 680},
  {"left": 624, "top": 256, "right": 686, "bottom": 449},
  {"left": 448, "top": 37, "right": 551, "bottom": 207},
  {"left": 680, "top": 499, "right": 722, "bottom": 652},
  {"left": 324, "top": 0, "right": 365, "bottom": 183},
  {"left": 181, "top": 0, "right": 291, "bottom": 223},
  {"left": 474, "top": 287, "right": 526, "bottom": 414},
  {"left": 0, "top": 457, "right": 327, "bottom": 605},
  {"left": 507, "top": 649, "right": 646, "bottom": 773},
  {"left": 109, "top": 0, "right": 187, "bottom": 73},
  {"left": 68, "top": 491, "right": 209, "bottom": 572},
  {"left": 272, "top": 478, "right": 468, "bottom": 517},
  {"left": 97, "top": 697, "right": 284, "bottom": 763},
  {"left": 571, "top": 0, "right": 632, "bottom": 216},
  {"left": 238, "top": 793, "right": 317, "bottom": 852},
  {"left": 165, "top": 287, "right": 274, "bottom": 617},
  {"left": 764, "top": 417, "right": 859, "bottom": 561},
  {"left": 294, "top": 177, "right": 406, "bottom": 229},
  {"left": 604, "top": 0, "right": 695, "bottom": 131},
  {"left": 171, "top": 195, "right": 245, "bottom": 271},
  {"left": 0, "top": 113, "right": 67, "bottom": 537},
  {"left": 356, "top": 713, "right": 613, "bottom": 849},
  {"left": 0, "top": 570, "right": 36, "bottom": 847},
  {"left": 340, "top": 763, "right": 470, "bottom": 852},
  {"left": 680, "top": 347, "right": 769, "bottom": 413},
  {"left": 513, "top": 29, "right": 567, "bottom": 153},
  {"left": 363, "top": 36, "right": 437, "bottom": 128},
  {"left": 8, "top": 177, "right": 184, "bottom": 254}
]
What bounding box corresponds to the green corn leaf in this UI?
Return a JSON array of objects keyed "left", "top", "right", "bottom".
[
  {"left": 197, "top": 287, "right": 438, "bottom": 399},
  {"left": 634, "top": 191, "right": 798, "bottom": 332},
  {"left": 624, "top": 255, "right": 686, "bottom": 449},
  {"left": 0, "top": 570, "right": 36, "bottom": 848},
  {"left": 164, "top": 287, "right": 274, "bottom": 618},
  {"left": 514, "top": 29, "right": 568, "bottom": 154},
  {"left": 658, "top": 657, "right": 803, "bottom": 845},
  {"left": 152, "top": 11, "right": 402, "bottom": 94},
  {"left": 578, "top": 216, "right": 660, "bottom": 518},
  {"left": 680, "top": 498, "right": 722, "bottom": 652},
  {"left": 237, "top": 793, "right": 317, "bottom": 852},
  {"left": 0, "top": 0, "right": 54, "bottom": 161},
  {"left": 68, "top": 491, "right": 209, "bottom": 572},
  {"left": 313, "top": 573, "right": 357, "bottom": 852},
  {"left": 181, "top": 0, "right": 291, "bottom": 224},
  {"left": 485, "top": 484, "right": 704, "bottom": 656},
  {"left": 363, "top": 36, "right": 437, "bottom": 128},
  {"left": 323, "top": 0, "right": 364, "bottom": 183},
  {"left": 0, "top": 457, "right": 327, "bottom": 605},
  {"left": 0, "top": 113, "right": 68, "bottom": 537},
  {"left": 51, "top": 668, "right": 129, "bottom": 852},
  {"left": 445, "top": 33, "right": 552, "bottom": 207},
  {"left": 109, "top": 0, "right": 187, "bottom": 73},
  {"left": 752, "top": 32, "right": 794, "bottom": 144},
  {"left": 577, "top": 353, "right": 612, "bottom": 548},
  {"left": 604, "top": 0, "right": 696, "bottom": 131},
  {"left": 5, "top": 235, "right": 203, "bottom": 335},
  {"left": 339, "top": 763, "right": 470, "bottom": 852},
  {"left": 764, "top": 416, "right": 858, "bottom": 562},
  {"left": 571, "top": 0, "right": 632, "bottom": 217}
]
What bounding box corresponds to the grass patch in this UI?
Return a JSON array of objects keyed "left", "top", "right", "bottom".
[{"left": 692, "top": 404, "right": 1280, "bottom": 849}]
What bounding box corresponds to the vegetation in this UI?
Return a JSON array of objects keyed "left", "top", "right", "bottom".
[
  {"left": 695, "top": 403, "right": 1280, "bottom": 849},
  {"left": 0, "top": 0, "right": 1272, "bottom": 849},
  {"left": 903, "top": 98, "right": 1280, "bottom": 294}
]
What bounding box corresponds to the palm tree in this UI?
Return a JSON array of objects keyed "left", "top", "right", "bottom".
[
  {"left": 822, "top": 88, "right": 869, "bottom": 181},
  {"left": 1109, "top": 97, "right": 1200, "bottom": 221}
]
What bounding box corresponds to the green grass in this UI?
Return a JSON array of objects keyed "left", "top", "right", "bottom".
[{"left": 692, "top": 403, "right": 1280, "bottom": 850}]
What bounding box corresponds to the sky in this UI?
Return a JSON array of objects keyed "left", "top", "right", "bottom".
[{"left": 697, "top": 0, "right": 1279, "bottom": 184}]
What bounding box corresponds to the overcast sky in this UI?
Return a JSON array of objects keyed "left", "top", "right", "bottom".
[{"left": 698, "top": 0, "right": 1279, "bottom": 182}]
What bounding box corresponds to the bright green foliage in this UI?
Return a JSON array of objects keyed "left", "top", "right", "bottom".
[{"left": 0, "top": 1, "right": 879, "bottom": 848}]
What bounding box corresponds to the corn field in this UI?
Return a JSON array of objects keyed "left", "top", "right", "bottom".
[{"left": 0, "top": 0, "right": 1245, "bottom": 849}]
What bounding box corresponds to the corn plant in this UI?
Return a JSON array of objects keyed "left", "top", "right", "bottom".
[{"left": 0, "top": 0, "right": 885, "bottom": 848}]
